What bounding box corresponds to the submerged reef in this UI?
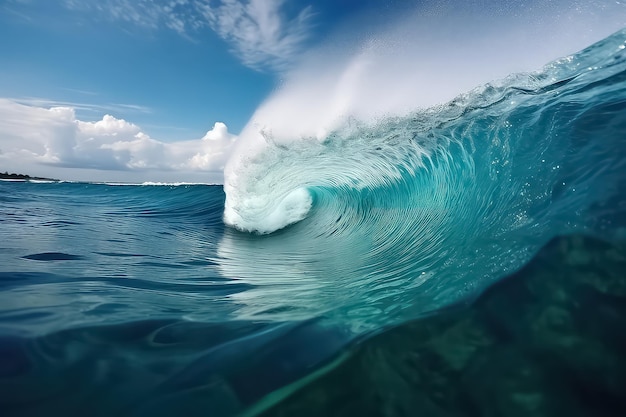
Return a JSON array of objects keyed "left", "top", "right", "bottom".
[{"left": 263, "top": 234, "right": 626, "bottom": 417}]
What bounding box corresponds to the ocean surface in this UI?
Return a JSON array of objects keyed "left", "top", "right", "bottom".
[{"left": 1, "top": 29, "right": 626, "bottom": 416}]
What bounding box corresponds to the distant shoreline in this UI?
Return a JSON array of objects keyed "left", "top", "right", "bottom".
[
  {"left": 0, "top": 173, "right": 220, "bottom": 186},
  {"left": 1, "top": 171, "right": 59, "bottom": 182}
]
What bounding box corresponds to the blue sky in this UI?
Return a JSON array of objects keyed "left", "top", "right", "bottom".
[
  {"left": 0, "top": 0, "right": 397, "bottom": 182},
  {"left": 0, "top": 0, "right": 624, "bottom": 183},
  {"left": 1, "top": 0, "right": 349, "bottom": 137},
  {"left": 0, "top": 1, "right": 394, "bottom": 137}
]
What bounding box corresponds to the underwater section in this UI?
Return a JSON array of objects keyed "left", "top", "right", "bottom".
[{"left": 259, "top": 234, "right": 626, "bottom": 417}]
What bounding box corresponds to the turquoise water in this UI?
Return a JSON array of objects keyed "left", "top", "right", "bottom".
[{"left": 1, "top": 29, "right": 626, "bottom": 416}]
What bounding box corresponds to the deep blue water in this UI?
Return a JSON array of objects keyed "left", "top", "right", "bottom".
[
  {"left": 1, "top": 29, "right": 626, "bottom": 416},
  {"left": 0, "top": 183, "right": 230, "bottom": 333}
]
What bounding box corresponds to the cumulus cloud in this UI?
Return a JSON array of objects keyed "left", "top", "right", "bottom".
[
  {"left": 61, "top": 0, "right": 313, "bottom": 71},
  {"left": 0, "top": 98, "right": 236, "bottom": 182}
]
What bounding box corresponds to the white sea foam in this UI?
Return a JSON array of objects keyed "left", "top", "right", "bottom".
[
  {"left": 96, "top": 181, "right": 215, "bottom": 186},
  {"left": 139, "top": 181, "right": 214, "bottom": 186},
  {"left": 224, "top": 187, "right": 312, "bottom": 234}
]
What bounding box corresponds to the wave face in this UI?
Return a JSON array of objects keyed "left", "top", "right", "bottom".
[{"left": 219, "top": 30, "right": 626, "bottom": 329}]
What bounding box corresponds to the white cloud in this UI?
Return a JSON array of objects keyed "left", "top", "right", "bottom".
[
  {"left": 9, "top": 97, "right": 152, "bottom": 116},
  {"left": 63, "top": 0, "right": 188, "bottom": 33},
  {"left": 0, "top": 98, "right": 236, "bottom": 182},
  {"left": 61, "top": 0, "right": 313, "bottom": 71},
  {"left": 200, "top": 0, "right": 314, "bottom": 71}
]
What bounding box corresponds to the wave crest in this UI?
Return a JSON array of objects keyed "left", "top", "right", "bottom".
[{"left": 218, "top": 30, "right": 626, "bottom": 326}]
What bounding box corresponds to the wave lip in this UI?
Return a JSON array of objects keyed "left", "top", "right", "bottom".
[{"left": 224, "top": 187, "right": 313, "bottom": 234}]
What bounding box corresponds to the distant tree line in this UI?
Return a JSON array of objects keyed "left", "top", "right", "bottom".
[{"left": 1, "top": 171, "right": 58, "bottom": 181}]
